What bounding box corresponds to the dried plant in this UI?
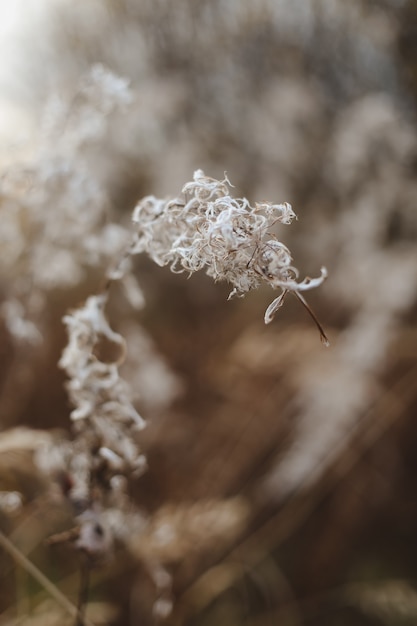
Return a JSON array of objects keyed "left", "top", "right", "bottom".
[
  {"left": 32, "top": 167, "right": 325, "bottom": 620},
  {"left": 132, "top": 170, "right": 328, "bottom": 337},
  {"left": 0, "top": 2, "right": 416, "bottom": 625}
]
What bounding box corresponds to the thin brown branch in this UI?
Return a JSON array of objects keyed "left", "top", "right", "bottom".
[{"left": 0, "top": 530, "right": 96, "bottom": 626}]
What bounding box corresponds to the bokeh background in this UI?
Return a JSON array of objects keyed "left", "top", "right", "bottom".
[{"left": 1, "top": 1, "right": 417, "bottom": 624}]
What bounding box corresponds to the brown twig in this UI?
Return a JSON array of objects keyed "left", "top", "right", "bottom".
[{"left": 0, "top": 530, "right": 96, "bottom": 626}]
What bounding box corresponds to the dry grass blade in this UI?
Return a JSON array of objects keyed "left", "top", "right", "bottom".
[{"left": 0, "top": 530, "right": 96, "bottom": 626}]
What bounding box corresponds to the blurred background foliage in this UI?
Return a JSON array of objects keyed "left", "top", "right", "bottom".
[{"left": 1, "top": 0, "right": 417, "bottom": 624}]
